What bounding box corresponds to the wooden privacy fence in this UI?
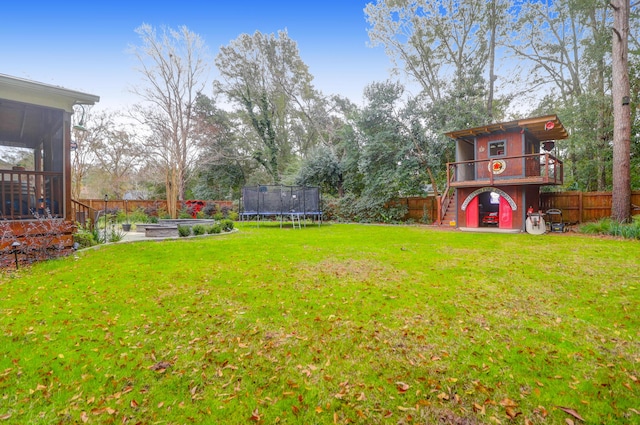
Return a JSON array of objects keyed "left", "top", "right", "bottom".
[
  {"left": 398, "top": 196, "right": 438, "bottom": 223},
  {"left": 540, "top": 191, "right": 640, "bottom": 224},
  {"left": 399, "top": 191, "right": 640, "bottom": 225},
  {"left": 78, "top": 192, "right": 638, "bottom": 225},
  {"left": 77, "top": 199, "right": 234, "bottom": 215}
]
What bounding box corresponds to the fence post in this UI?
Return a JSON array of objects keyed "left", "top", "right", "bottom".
[{"left": 579, "top": 192, "right": 583, "bottom": 223}]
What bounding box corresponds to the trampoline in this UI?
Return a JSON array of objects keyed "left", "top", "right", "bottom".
[{"left": 239, "top": 185, "right": 322, "bottom": 228}]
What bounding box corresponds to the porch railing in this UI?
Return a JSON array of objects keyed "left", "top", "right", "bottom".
[
  {"left": 71, "top": 199, "right": 97, "bottom": 230},
  {"left": 438, "top": 165, "right": 457, "bottom": 224},
  {"left": 0, "top": 170, "right": 63, "bottom": 220},
  {"left": 446, "top": 152, "right": 563, "bottom": 186}
]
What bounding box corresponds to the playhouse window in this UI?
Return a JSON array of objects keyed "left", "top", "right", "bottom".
[{"left": 489, "top": 140, "right": 506, "bottom": 157}]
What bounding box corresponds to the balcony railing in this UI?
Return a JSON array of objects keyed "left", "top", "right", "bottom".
[
  {"left": 0, "top": 170, "right": 63, "bottom": 220},
  {"left": 446, "top": 153, "right": 563, "bottom": 188}
]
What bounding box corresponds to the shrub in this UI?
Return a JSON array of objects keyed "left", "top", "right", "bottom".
[
  {"left": 192, "top": 224, "right": 207, "bottom": 236},
  {"left": 579, "top": 217, "right": 640, "bottom": 240},
  {"left": 128, "top": 208, "right": 150, "bottom": 224},
  {"left": 26, "top": 209, "right": 70, "bottom": 261},
  {"left": 144, "top": 205, "right": 160, "bottom": 218},
  {"left": 202, "top": 203, "right": 218, "bottom": 217},
  {"left": 74, "top": 226, "right": 97, "bottom": 249},
  {"left": 178, "top": 208, "right": 193, "bottom": 219},
  {"left": 107, "top": 226, "right": 125, "bottom": 243},
  {"left": 207, "top": 224, "right": 222, "bottom": 234},
  {"left": 178, "top": 225, "right": 192, "bottom": 237},
  {"left": 220, "top": 219, "right": 234, "bottom": 232}
]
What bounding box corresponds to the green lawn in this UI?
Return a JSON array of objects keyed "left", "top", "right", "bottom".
[{"left": 1, "top": 223, "right": 638, "bottom": 424}]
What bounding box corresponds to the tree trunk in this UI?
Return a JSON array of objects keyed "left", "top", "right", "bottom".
[
  {"left": 487, "top": 0, "right": 497, "bottom": 121},
  {"left": 611, "top": 0, "right": 631, "bottom": 222},
  {"left": 166, "top": 168, "right": 179, "bottom": 218}
]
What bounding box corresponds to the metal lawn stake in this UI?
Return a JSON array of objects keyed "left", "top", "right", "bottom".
[{"left": 11, "top": 241, "right": 21, "bottom": 269}]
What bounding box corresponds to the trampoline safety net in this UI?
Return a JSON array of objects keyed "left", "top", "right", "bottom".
[{"left": 240, "top": 185, "right": 321, "bottom": 218}]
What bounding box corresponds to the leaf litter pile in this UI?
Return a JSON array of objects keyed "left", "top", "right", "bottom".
[{"left": 0, "top": 224, "right": 638, "bottom": 424}]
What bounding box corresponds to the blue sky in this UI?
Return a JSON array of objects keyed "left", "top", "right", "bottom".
[{"left": 1, "top": 1, "right": 394, "bottom": 110}]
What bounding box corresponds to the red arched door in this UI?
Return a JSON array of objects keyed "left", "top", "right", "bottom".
[
  {"left": 498, "top": 196, "right": 513, "bottom": 228},
  {"left": 466, "top": 196, "right": 479, "bottom": 227}
]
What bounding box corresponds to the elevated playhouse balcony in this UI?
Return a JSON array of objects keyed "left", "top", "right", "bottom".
[{"left": 446, "top": 152, "right": 563, "bottom": 188}]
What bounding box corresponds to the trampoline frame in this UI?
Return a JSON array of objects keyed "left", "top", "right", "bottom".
[{"left": 239, "top": 185, "right": 322, "bottom": 228}]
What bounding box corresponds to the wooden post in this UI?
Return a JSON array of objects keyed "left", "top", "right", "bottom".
[{"left": 579, "top": 191, "right": 583, "bottom": 223}]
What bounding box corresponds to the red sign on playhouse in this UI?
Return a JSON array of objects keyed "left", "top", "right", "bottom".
[{"left": 184, "top": 200, "right": 206, "bottom": 218}]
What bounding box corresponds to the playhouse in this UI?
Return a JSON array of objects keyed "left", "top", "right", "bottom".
[{"left": 440, "top": 115, "right": 568, "bottom": 232}]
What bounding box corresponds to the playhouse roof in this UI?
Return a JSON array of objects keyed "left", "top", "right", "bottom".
[{"left": 444, "top": 114, "right": 568, "bottom": 142}]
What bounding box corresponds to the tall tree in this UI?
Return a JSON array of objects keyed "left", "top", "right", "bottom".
[
  {"left": 70, "top": 105, "right": 96, "bottom": 199},
  {"left": 365, "top": 0, "right": 496, "bottom": 108},
  {"left": 510, "top": 0, "right": 614, "bottom": 191},
  {"left": 610, "top": 0, "right": 632, "bottom": 222},
  {"left": 214, "top": 30, "right": 324, "bottom": 184},
  {"left": 87, "top": 112, "right": 142, "bottom": 198},
  {"left": 191, "top": 93, "right": 250, "bottom": 199},
  {"left": 129, "top": 24, "right": 209, "bottom": 217}
]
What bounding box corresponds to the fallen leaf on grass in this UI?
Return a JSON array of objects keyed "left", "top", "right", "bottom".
[
  {"left": 505, "top": 407, "right": 521, "bottom": 419},
  {"left": 396, "top": 382, "right": 410, "bottom": 393},
  {"left": 149, "top": 361, "right": 171, "bottom": 371},
  {"left": 499, "top": 398, "right": 518, "bottom": 408},
  {"left": 473, "top": 403, "right": 486, "bottom": 414},
  {"left": 0, "top": 414, "right": 11, "bottom": 421},
  {"left": 249, "top": 408, "right": 260, "bottom": 421},
  {"left": 557, "top": 406, "right": 585, "bottom": 422}
]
